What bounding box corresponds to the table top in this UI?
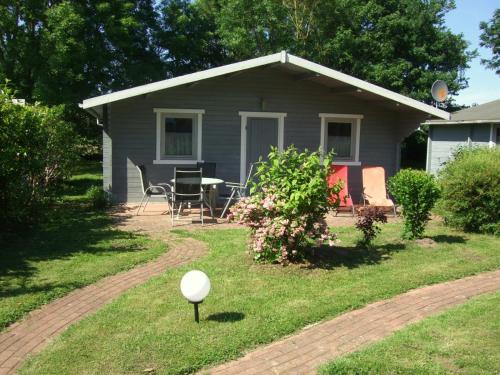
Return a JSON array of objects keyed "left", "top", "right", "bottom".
[{"left": 169, "top": 177, "right": 224, "bottom": 185}]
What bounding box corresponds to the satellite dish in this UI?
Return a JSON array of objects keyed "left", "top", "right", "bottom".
[{"left": 431, "top": 80, "right": 448, "bottom": 102}]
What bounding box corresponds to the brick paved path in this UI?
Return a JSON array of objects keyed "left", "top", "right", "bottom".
[
  {"left": 0, "top": 237, "right": 207, "bottom": 375},
  {"left": 202, "top": 269, "right": 500, "bottom": 375}
]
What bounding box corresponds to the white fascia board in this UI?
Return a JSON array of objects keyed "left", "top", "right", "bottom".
[
  {"left": 81, "top": 50, "right": 451, "bottom": 121},
  {"left": 319, "top": 113, "right": 364, "bottom": 119},
  {"left": 422, "top": 119, "right": 500, "bottom": 126},
  {"left": 81, "top": 52, "right": 283, "bottom": 109},
  {"left": 287, "top": 54, "right": 450, "bottom": 120}
]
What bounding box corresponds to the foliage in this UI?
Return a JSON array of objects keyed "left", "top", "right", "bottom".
[
  {"left": 438, "top": 147, "right": 500, "bottom": 235},
  {"left": 388, "top": 169, "right": 440, "bottom": 239},
  {"left": 0, "top": 85, "right": 78, "bottom": 226},
  {"left": 156, "top": 0, "right": 227, "bottom": 77},
  {"left": 200, "top": 0, "right": 476, "bottom": 104},
  {"left": 0, "top": 1, "right": 164, "bottom": 104},
  {"left": 229, "top": 146, "right": 341, "bottom": 263},
  {"left": 85, "top": 186, "right": 111, "bottom": 210},
  {"left": 355, "top": 207, "right": 388, "bottom": 247},
  {"left": 480, "top": 8, "right": 500, "bottom": 75},
  {"left": 319, "top": 292, "right": 500, "bottom": 375},
  {"left": 18, "top": 222, "right": 500, "bottom": 375}
]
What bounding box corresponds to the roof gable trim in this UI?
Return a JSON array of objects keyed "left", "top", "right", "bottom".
[{"left": 81, "top": 51, "right": 449, "bottom": 120}]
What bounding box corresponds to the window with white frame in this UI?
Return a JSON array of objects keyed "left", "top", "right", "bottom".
[
  {"left": 153, "top": 108, "right": 204, "bottom": 164},
  {"left": 319, "top": 113, "right": 362, "bottom": 165}
]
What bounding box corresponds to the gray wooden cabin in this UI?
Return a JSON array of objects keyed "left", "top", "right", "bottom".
[
  {"left": 424, "top": 99, "right": 500, "bottom": 175},
  {"left": 81, "top": 52, "right": 449, "bottom": 203}
]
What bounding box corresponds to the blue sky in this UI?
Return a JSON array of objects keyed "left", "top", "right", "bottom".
[{"left": 445, "top": 0, "right": 499, "bottom": 105}]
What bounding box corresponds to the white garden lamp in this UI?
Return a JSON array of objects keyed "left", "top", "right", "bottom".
[{"left": 180, "top": 270, "right": 211, "bottom": 323}]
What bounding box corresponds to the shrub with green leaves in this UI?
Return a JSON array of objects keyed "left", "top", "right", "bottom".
[
  {"left": 230, "top": 146, "right": 342, "bottom": 264},
  {"left": 438, "top": 147, "right": 500, "bottom": 235},
  {"left": 86, "top": 186, "right": 111, "bottom": 209},
  {"left": 0, "top": 84, "right": 78, "bottom": 226},
  {"left": 388, "top": 169, "right": 440, "bottom": 239}
]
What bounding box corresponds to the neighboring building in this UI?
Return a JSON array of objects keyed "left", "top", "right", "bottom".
[
  {"left": 424, "top": 99, "right": 500, "bottom": 175},
  {"left": 80, "top": 51, "right": 449, "bottom": 203}
]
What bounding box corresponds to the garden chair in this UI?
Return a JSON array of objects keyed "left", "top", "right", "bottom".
[
  {"left": 171, "top": 168, "right": 206, "bottom": 226},
  {"left": 136, "top": 165, "right": 172, "bottom": 215},
  {"left": 361, "top": 166, "right": 397, "bottom": 217},
  {"left": 327, "top": 165, "right": 355, "bottom": 216},
  {"left": 220, "top": 163, "right": 255, "bottom": 218}
]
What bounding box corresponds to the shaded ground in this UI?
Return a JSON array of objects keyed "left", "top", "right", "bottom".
[{"left": 0, "top": 162, "right": 166, "bottom": 330}]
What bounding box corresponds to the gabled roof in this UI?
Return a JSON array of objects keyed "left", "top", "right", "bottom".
[
  {"left": 80, "top": 51, "right": 449, "bottom": 120},
  {"left": 423, "top": 98, "right": 500, "bottom": 125}
]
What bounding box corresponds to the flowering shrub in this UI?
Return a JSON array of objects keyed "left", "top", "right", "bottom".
[
  {"left": 355, "top": 206, "right": 387, "bottom": 247},
  {"left": 229, "top": 146, "right": 342, "bottom": 264}
]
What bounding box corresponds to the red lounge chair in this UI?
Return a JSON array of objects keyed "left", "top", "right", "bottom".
[
  {"left": 328, "top": 165, "right": 355, "bottom": 216},
  {"left": 361, "top": 166, "right": 397, "bottom": 217}
]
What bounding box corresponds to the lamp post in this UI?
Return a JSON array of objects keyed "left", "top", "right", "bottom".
[{"left": 180, "top": 270, "right": 211, "bottom": 323}]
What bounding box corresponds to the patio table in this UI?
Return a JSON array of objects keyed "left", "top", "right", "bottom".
[{"left": 168, "top": 177, "right": 224, "bottom": 218}]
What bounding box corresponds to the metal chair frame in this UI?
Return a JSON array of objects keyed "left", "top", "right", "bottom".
[
  {"left": 220, "top": 163, "right": 255, "bottom": 218},
  {"left": 136, "top": 165, "right": 172, "bottom": 215},
  {"left": 171, "top": 168, "right": 206, "bottom": 226}
]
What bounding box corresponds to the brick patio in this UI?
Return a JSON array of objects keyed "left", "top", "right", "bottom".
[
  {"left": 200, "top": 269, "right": 500, "bottom": 375},
  {"left": 112, "top": 202, "right": 403, "bottom": 234},
  {"left": 0, "top": 237, "right": 208, "bottom": 375}
]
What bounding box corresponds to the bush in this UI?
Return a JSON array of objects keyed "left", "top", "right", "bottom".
[
  {"left": 355, "top": 207, "right": 387, "bottom": 247},
  {"left": 388, "top": 169, "right": 440, "bottom": 239},
  {"left": 438, "top": 147, "right": 500, "bottom": 235},
  {"left": 229, "top": 146, "right": 342, "bottom": 264},
  {"left": 86, "top": 186, "right": 111, "bottom": 209},
  {"left": 0, "top": 85, "right": 78, "bottom": 226}
]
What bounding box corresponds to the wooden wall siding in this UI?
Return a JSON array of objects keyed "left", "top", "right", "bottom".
[
  {"left": 428, "top": 123, "right": 491, "bottom": 175},
  {"left": 105, "top": 67, "right": 427, "bottom": 202},
  {"left": 102, "top": 104, "right": 112, "bottom": 192}
]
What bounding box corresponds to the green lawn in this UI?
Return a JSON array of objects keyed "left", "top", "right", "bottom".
[
  {"left": 320, "top": 292, "right": 500, "bottom": 374},
  {"left": 20, "top": 221, "right": 500, "bottom": 375},
  {"left": 0, "top": 161, "right": 166, "bottom": 330}
]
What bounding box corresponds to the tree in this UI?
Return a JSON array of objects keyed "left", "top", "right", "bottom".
[
  {"left": 200, "top": 0, "right": 476, "bottom": 103},
  {"left": 480, "top": 8, "right": 499, "bottom": 75},
  {"left": 155, "top": 0, "right": 227, "bottom": 77},
  {"left": 0, "top": 1, "right": 166, "bottom": 157},
  {"left": 0, "top": 1, "right": 165, "bottom": 105}
]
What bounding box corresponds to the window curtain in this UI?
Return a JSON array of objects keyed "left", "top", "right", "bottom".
[
  {"left": 164, "top": 118, "right": 193, "bottom": 156},
  {"left": 328, "top": 122, "right": 352, "bottom": 158}
]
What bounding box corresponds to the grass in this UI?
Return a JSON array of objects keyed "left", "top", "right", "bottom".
[
  {"left": 319, "top": 292, "right": 500, "bottom": 374},
  {"left": 0, "top": 161, "right": 166, "bottom": 330},
  {"left": 20, "top": 221, "right": 500, "bottom": 375}
]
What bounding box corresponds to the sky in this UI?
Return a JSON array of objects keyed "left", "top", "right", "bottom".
[{"left": 444, "top": 0, "right": 499, "bottom": 106}]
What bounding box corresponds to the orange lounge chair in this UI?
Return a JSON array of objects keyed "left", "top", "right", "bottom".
[
  {"left": 327, "top": 165, "right": 355, "bottom": 216},
  {"left": 361, "top": 166, "right": 397, "bottom": 216}
]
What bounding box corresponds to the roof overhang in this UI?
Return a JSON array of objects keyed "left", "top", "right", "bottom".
[
  {"left": 423, "top": 119, "right": 500, "bottom": 126},
  {"left": 80, "top": 51, "right": 450, "bottom": 120}
]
